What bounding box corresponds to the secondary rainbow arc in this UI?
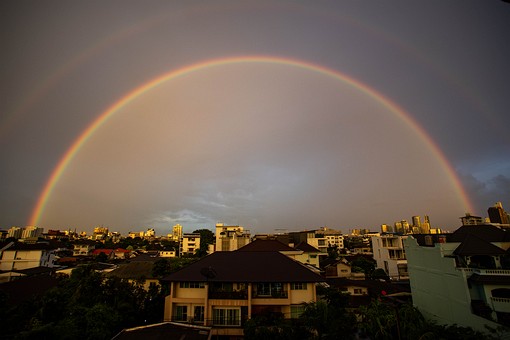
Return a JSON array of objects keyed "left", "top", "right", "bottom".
[{"left": 29, "top": 55, "right": 474, "bottom": 226}]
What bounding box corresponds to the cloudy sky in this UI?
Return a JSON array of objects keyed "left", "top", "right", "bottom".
[{"left": 1, "top": 1, "right": 509, "bottom": 235}]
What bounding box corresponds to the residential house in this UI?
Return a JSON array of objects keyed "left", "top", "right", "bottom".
[
  {"left": 107, "top": 261, "right": 159, "bottom": 290},
  {"left": 72, "top": 240, "right": 96, "bottom": 256},
  {"left": 162, "top": 250, "right": 324, "bottom": 338},
  {"left": 324, "top": 260, "right": 365, "bottom": 280},
  {"left": 404, "top": 225, "right": 510, "bottom": 334}
]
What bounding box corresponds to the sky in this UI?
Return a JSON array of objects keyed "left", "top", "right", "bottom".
[{"left": 1, "top": 1, "right": 509, "bottom": 235}]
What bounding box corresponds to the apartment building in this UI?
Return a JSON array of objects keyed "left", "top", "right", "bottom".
[
  {"left": 180, "top": 233, "right": 201, "bottom": 256},
  {"left": 371, "top": 234, "right": 409, "bottom": 280},
  {"left": 215, "top": 223, "right": 251, "bottom": 252},
  {"left": 405, "top": 225, "right": 510, "bottom": 335}
]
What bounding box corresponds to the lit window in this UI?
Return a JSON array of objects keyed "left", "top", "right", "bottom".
[
  {"left": 174, "top": 305, "right": 188, "bottom": 321},
  {"left": 179, "top": 282, "right": 205, "bottom": 288},
  {"left": 213, "top": 308, "right": 240, "bottom": 326},
  {"left": 291, "top": 283, "right": 307, "bottom": 290}
]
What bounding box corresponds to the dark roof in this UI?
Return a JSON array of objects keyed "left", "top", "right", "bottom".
[
  {"left": 6, "top": 243, "right": 55, "bottom": 251},
  {"left": 295, "top": 242, "right": 320, "bottom": 253},
  {"left": 130, "top": 253, "right": 161, "bottom": 262},
  {"left": 469, "top": 273, "right": 510, "bottom": 285},
  {"left": 326, "top": 277, "right": 411, "bottom": 296},
  {"left": 112, "top": 322, "right": 211, "bottom": 340},
  {"left": 450, "top": 224, "right": 510, "bottom": 243},
  {"left": 453, "top": 234, "right": 507, "bottom": 256},
  {"left": 12, "top": 266, "right": 56, "bottom": 276},
  {"left": 107, "top": 262, "right": 155, "bottom": 279},
  {"left": 162, "top": 251, "right": 325, "bottom": 283},
  {"left": 237, "top": 239, "right": 296, "bottom": 252}
]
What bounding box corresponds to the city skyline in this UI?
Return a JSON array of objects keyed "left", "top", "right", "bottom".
[{"left": 1, "top": 2, "right": 509, "bottom": 234}]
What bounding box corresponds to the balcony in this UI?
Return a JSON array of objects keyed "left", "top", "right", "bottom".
[
  {"left": 491, "top": 297, "right": 510, "bottom": 313},
  {"left": 473, "top": 269, "right": 510, "bottom": 276},
  {"left": 252, "top": 290, "right": 288, "bottom": 299},
  {"left": 208, "top": 290, "right": 248, "bottom": 300}
]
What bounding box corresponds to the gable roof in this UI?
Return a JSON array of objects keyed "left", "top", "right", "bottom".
[
  {"left": 107, "top": 261, "right": 155, "bottom": 279},
  {"left": 295, "top": 242, "right": 320, "bottom": 253},
  {"left": 237, "top": 239, "right": 296, "bottom": 252},
  {"left": 453, "top": 234, "right": 506, "bottom": 256},
  {"left": 450, "top": 224, "right": 510, "bottom": 243},
  {"left": 162, "top": 251, "right": 325, "bottom": 283}
]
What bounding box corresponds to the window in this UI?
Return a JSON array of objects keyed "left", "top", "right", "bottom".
[
  {"left": 194, "top": 306, "right": 205, "bottom": 322},
  {"left": 290, "top": 283, "right": 307, "bottom": 290},
  {"left": 353, "top": 288, "right": 363, "bottom": 295},
  {"left": 179, "top": 282, "right": 205, "bottom": 288},
  {"left": 213, "top": 308, "right": 240, "bottom": 326},
  {"left": 291, "top": 304, "right": 305, "bottom": 319},
  {"left": 174, "top": 305, "right": 188, "bottom": 321}
]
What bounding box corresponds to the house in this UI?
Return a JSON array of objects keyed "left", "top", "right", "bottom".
[
  {"left": 404, "top": 225, "right": 510, "bottom": 334},
  {"left": 72, "top": 240, "right": 96, "bottom": 256},
  {"left": 161, "top": 250, "right": 325, "bottom": 338},
  {"left": 106, "top": 261, "right": 159, "bottom": 290},
  {"left": 324, "top": 260, "right": 365, "bottom": 280},
  {"left": 0, "top": 242, "right": 56, "bottom": 272}
]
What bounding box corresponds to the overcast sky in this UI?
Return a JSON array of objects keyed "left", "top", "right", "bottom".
[{"left": 1, "top": 1, "right": 509, "bottom": 235}]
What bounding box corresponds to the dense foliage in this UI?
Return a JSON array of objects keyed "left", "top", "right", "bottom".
[{"left": 0, "top": 266, "right": 165, "bottom": 340}]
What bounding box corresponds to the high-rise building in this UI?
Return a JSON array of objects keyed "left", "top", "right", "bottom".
[
  {"left": 488, "top": 202, "right": 509, "bottom": 225},
  {"left": 171, "top": 224, "right": 183, "bottom": 243},
  {"left": 7, "top": 227, "right": 23, "bottom": 239},
  {"left": 21, "top": 226, "right": 43, "bottom": 239}
]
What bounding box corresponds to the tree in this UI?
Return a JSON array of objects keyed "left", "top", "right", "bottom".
[
  {"left": 350, "top": 256, "right": 376, "bottom": 278},
  {"left": 300, "top": 287, "right": 356, "bottom": 339},
  {"left": 152, "top": 258, "right": 172, "bottom": 278},
  {"left": 193, "top": 228, "right": 214, "bottom": 257}
]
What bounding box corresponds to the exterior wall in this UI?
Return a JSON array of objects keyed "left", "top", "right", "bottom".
[
  {"left": 0, "top": 249, "right": 55, "bottom": 270},
  {"left": 165, "top": 281, "right": 317, "bottom": 336},
  {"left": 215, "top": 225, "right": 251, "bottom": 252},
  {"left": 180, "top": 234, "right": 201, "bottom": 256},
  {"left": 404, "top": 237, "right": 503, "bottom": 334},
  {"left": 293, "top": 253, "right": 320, "bottom": 268},
  {"left": 372, "top": 234, "right": 408, "bottom": 280}
]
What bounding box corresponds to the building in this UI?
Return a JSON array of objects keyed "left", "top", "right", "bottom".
[
  {"left": 288, "top": 230, "right": 328, "bottom": 253},
  {"left": 460, "top": 213, "right": 485, "bottom": 226},
  {"left": 215, "top": 223, "right": 251, "bottom": 252},
  {"left": 162, "top": 250, "right": 324, "bottom": 337},
  {"left": 180, "top": 233, "right": 201, "bottom": 256},
  {"left": 170, "top": 224, "right": 183, "bottom": 243},
  {"left": 488, "top": 202, "right": 510, "bottom": 225},
  {"left": 371, "top": 234, "right": 409, "bottom": 281},
  {"left": 7, "top": 227, "right": 23, "bottom": 239},
  {"left": 72, "top": 240, "right": 96, "bottom": 256},
  {"left": 0, "top": 242, "right": 56, "bottom": 271},
  {"left": 21, "top": 226, "right": 44, "bottom": 239},
  {"left": 404, "top": 225, "right": 510, "bottom": 334}
]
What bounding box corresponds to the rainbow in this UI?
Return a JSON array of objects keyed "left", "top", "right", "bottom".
[{"left": 29, "top": 55, "right": 475, "bottom": 226}]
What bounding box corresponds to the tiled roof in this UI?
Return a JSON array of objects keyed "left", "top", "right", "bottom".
[
  {"left": 237, "top": 239, "right": 296, "bottom": 252},
  {"left": 453, "top": 234, "right": 506, "bottom": 256},
  {"left": 162, "top": 251, "right": 325, "bottom": 283},
  {"left": 12, "top": 266, "right": 56, "bottom": 276},
  {"left": 107, "top": 262, "right": 155, "bottom": 279}
]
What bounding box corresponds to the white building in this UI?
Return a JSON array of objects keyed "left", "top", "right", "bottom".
[
  {"left": 0, "top": 242, "right": 56, "bottom": 271},
  {"left": 7, "top": 227, "right": 23, "bottom": 239},
  {"left": 215, "top": 223, "right": 251, "bottom": 252},
  {"left": 170, "top": 224, "right": 183, "bottom": 242},
  {"left": 371, "top": 234, "right": 409, "bottom": 280},
  {"left": 404, "top": 225, "right": 510, "bottom": 335},
  {"left": 180, "top": 233, "right": 201, "bottom": 256}
]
